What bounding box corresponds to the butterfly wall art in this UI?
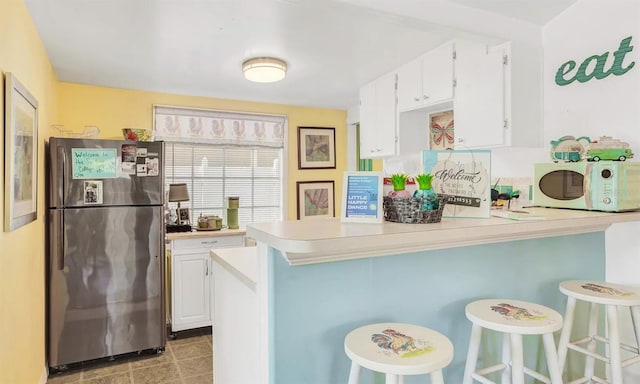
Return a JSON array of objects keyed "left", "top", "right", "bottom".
[{"left": 430, "top": 110, "right": 455, "bottom": 150}]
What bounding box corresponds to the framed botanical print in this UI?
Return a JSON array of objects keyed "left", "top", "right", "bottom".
[
  {"left": 4, "top": 73, "right": 38, "bottom": 232},
  {"left": 297, "top": 127, "right": 336, "bottom": 169},
  {"left": 296, "top": 180, "right": 335, "bottom": 220}
]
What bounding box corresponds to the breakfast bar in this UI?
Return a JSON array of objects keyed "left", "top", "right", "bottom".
[{"left": 211, "top": 208, "right": 640, "bottom": 384}]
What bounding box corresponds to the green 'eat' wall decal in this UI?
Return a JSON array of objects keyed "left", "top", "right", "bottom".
[{"left": 555, "top": 36, "right": 635, "bottom": 86}]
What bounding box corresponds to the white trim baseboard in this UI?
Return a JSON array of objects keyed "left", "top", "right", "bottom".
[{"left": 39, "top": 365, "right": 48, "bottom": 384}]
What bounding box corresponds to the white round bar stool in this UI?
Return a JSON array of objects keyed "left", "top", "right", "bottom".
[
  {"left": 557, "top": 280, "right": 640, "bottom": 384},
  {"left": 463, "top": 299, "right": 564, "bottom": 384},
  {"left": 344, "top": 322, "right": 454, "bottom": 384}
]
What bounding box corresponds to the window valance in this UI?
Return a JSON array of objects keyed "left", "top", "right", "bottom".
[{"left": 153, "top": 105, "right": 286, "bottom": 148}]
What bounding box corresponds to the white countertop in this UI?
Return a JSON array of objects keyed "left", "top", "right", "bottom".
[
  {"left": 247, "top": 208, "right": 640, "bottom": 265},
  {"left": 166, "top": 228, "right": 246, "bottom": 241},
  {"left": 210, "top": 247, "right": 258, "bottom": 290}
]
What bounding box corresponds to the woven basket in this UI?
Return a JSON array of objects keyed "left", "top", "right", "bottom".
[{"left": 383, "top": 194, "right": 449, "bottom": 224}]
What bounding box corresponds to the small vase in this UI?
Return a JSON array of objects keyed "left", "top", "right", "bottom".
[
  {"left": 391, "top": 189, "right": 411, "bottom": 198},
  {"left": 413, "top": 188, "right": 439, "bottom": 210}
]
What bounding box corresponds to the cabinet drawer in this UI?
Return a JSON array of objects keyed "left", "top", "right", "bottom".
[{"left": 172, "top": 235, "right": 243, "bottom": 252}]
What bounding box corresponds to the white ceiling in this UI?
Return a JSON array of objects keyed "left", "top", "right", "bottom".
[{"left": 24, "top": 0, "right": 576, "bottom": 110}]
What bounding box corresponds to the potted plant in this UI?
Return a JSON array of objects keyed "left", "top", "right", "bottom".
[
  {"left": 389, "top": 173, "right": 411, "bottom": 198},
  {"left": 413, "top": 173, "right": 439, "bottom": 210}
]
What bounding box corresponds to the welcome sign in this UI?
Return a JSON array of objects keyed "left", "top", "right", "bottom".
[{"left": 422, "top": 150, "right": 491, "bottom": 218}]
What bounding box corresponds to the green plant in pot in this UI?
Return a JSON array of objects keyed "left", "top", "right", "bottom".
[
  {"left": 389, "top": 173, "right": 411, "bottom": 198},
  {"left": 413, "top": 173, "right": 439, "bottom": 210}
]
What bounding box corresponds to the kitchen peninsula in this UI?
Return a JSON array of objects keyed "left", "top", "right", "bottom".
[{"left": 211, "top": 208, "right": 640, "bottom": 384}]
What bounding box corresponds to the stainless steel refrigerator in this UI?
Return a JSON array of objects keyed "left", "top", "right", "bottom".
[{"left": 47, "top": 137, "right": 166, "bottom": 370}]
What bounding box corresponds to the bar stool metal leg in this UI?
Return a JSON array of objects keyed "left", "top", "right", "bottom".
[
  {"left": 607, "top": 304, "right": 623, "bottom": 384},
  {"left": 583, "top": 302, "right": 600, "bottom": 380},
  {"left": 510, "top": 333, "right": 525, "bottom": 384},
  {"left": 558, "top": 296, "right": 577, "bottom": 371},
  {"left": 631, "top": 305, "right": 640, "bottom": 353},
  {"left": 542, "top": 332, "right": 563, "bottom": 384},
  {"left": 463, "top": 323, "right": 482, "bottom": 384},
  {"left": 347, "top": 361, "right": 361, "bottom": 384},
  {"left": 501, "top": 332, "right": 512, "bottom": 384},
  {"left": 429, "top": 370, "right": 444, "bottom": 384},
  {"left": 385, "top": 373, "right": 399, "bottom": 384}
]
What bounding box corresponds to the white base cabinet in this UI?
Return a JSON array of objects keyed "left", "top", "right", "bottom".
[{"left": 170, "top": 234, "right": 244, "bottom": 333}]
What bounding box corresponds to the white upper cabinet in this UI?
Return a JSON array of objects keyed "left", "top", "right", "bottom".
[
  {"left": 359, "top": 39, "right": 542, "bottom": 158},
  {"left": 453, "top": 39, "right": 506, "bottom": 148},
  {"left": 397, "top": 42, "right": 454, "bottom": 112},
  {"left": 359, "top": 71, "right": 397, "bottom": 158},
  {"left": 422, "top": 42, "right": 455, "bottom": 105},
  {"left": 396, "top": 58, "right": 422, "bottom": 111},
  {"left": 453, "top": 39, "right": 542, "bottom": 149}
]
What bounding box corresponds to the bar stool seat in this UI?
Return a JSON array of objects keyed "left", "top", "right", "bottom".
[
  {"left": 344, "top": 322, "right": 454, "bottom": 384},
  {"left": 557, "top": 280, "right": 640, "bottom": 384},
  {"left": 463, "top": 298, "right": 564, "bottom": 384}
]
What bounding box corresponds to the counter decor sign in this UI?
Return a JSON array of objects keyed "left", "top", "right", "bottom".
[
  {"left": 422, "top": 150, "right": 491, "bottom": 218},
  {"left": 341, "top": 172, "right": 383, "bottom": 223}
]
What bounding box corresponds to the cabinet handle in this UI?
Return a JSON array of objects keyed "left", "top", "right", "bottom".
[
  {"left": 201, "top": 240, "right": 219, "bottom": 245},
  {"left": 423, "top": 95, "right": 430, "bottom": 100},
  {"left": 413, "top": 97, "right": 420, "bottom": 102},
  {"left": 205, "top": 260, "right": 209, "bottom": 276}
]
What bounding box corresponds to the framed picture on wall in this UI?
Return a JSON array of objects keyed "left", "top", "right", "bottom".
[
  {"left": 4, "top": 73, "right": 38, "bottom": 232},
  {"left": 429, "top": 109, "right": 455, "bottom": 150},
  {"left": 297, "top": 127, "right": 336, "bottom": 169},
  {"left": 296, "top": 180, "right": 335, "bottom": 220}
]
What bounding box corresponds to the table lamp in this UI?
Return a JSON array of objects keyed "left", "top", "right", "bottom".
[{"left": 169, "top": 183, "right": 190, "bottom": 225}]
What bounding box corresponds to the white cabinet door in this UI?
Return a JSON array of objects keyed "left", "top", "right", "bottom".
[
  {"left": 454, "top": 40, "right": 506, "bottom": 148},
  {"left": 359, "top": 81, "right": 377, "bottom": 158},
  {"left": 397, "top": 43, "right": 454, "bottom": 113},
  {"left": 375, "top": 72, "right": 397, "bottom": 157},
  {"left": 359, "top": 71, "right": 397, "bottom": 158},
  {"left": 172, "top": 253, "right": 210, "bottom": 331},
  {"left": 170, "top": 234, "right": 244, "bottom": 333},
  {"left": 422, "top": 42, "right": 454, "bottom": 105},
  {"left": 396, "top": 58, "right": 422, "bottom": 111}
]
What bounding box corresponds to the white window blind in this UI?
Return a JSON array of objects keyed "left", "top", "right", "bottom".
[
  {"left": 154, "top": 105, "right": 286, "bottom": 225},
  {"left": 165, "top": 143, "right": 283, "bottom": 225}
]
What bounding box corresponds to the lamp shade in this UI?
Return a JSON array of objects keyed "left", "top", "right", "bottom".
[
  {"left": 242, "top": 57, "right": 287, "bottom": 83},
  {"left": 168, "top": 183, "right": 190, "bottom": 202}
]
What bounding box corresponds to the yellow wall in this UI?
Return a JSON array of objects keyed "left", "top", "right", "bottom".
[
  {"left": 1, "top": 1, "right": 346, "bottom": 381},
  {"left": 0, "top": 0, "right": 59, "bottom": 382},
  {"left": 57, "top": 83, "right": 348, "bottom": 219}
]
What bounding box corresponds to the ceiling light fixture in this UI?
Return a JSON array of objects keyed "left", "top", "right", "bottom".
[{"left": 242, "top": 57, "right": 287, "bottom": 83}]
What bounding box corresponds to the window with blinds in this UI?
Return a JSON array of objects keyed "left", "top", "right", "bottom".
[
  {"left": 153, "top": 105, "right": 286, "bottom": 226},
  {"left": 164, "top": 142, "right": 283, "bottom": 225}
]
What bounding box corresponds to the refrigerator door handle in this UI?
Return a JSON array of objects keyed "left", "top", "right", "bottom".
[
  {"left": 56, "top": 145, "right": 66, "bottom": 206},
  {"left": 50, "top": 210, "right": 65, "bottom": 271}
]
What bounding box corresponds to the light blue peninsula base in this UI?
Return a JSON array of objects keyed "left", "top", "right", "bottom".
[
  {"left": 211, "top": 208, "right": 640, "bottom": 384},
  {"left": 270, "top": 233, "right": 603, "bottom": 383}
]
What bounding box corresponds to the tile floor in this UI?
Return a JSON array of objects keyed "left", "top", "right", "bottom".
[{"left": 46, "top": 328, "right": 212, "bottom": 384}]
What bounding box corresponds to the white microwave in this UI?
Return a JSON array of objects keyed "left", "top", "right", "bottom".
[{"left": 533, "top": 162, "right": 640, "bottom": 211}]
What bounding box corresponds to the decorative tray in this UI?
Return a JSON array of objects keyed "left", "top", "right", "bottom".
[{"left": 195, "top": 227, "right": 221, "bottom": 231}]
